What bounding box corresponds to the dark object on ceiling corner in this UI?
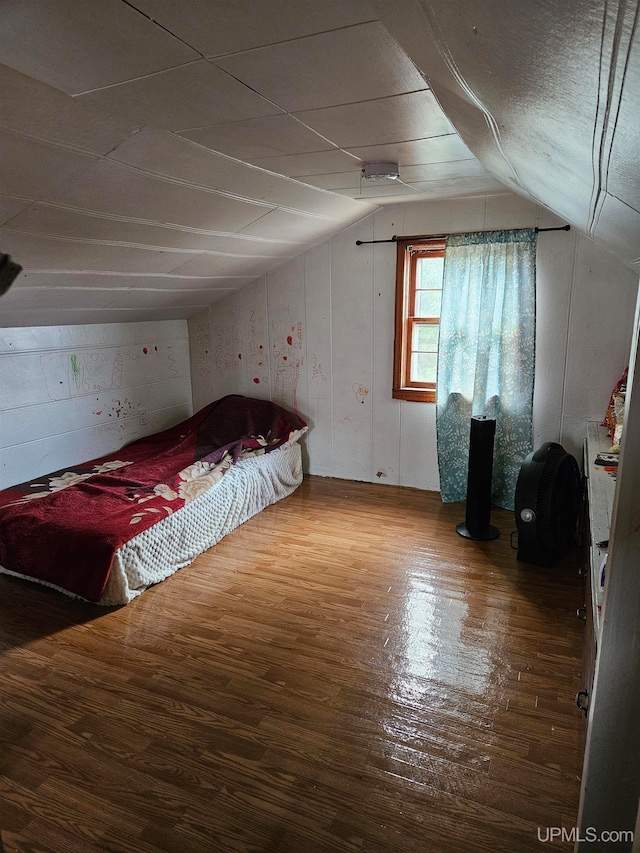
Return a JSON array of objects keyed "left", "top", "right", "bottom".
[
  {"left": 515, "top": 442, "right": 582, "bottom": 567},
  {"left": 0, "top": 253, "right": 23, "bottom": 298}
]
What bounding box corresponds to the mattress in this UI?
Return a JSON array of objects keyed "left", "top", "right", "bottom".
[
  {"left": 0, "top": 395, "right": 307, "bottom": 605},
  {"left": 0, "top": 438, "right": 304, "bottom": 606}
]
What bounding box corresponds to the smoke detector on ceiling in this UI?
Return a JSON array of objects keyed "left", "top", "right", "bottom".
[{"left": 361, "top": 162, "right": 400, "bottom": 181}]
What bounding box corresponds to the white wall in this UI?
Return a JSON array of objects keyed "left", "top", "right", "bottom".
[
  {"left": 0, "top": 320, "right": 192, "bottom": 489},
  {"left": 189, "top": 192, "right": 638, "bottom": 490}
]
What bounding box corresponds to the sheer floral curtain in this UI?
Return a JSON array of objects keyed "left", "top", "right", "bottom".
[{"left": 436, "top": 229, "right": 537, "bottom": 510}]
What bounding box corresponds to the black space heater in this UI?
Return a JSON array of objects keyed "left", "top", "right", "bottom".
[
  {"left": 456, "top": 415, "right": 500, "bottom": 541},
  {"left": 514, "top": 442, "right": 582, "bottom": 567}
]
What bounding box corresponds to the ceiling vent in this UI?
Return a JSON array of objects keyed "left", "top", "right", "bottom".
[{"left": 361, "top": 162, "right": 400, "bottom": 181}]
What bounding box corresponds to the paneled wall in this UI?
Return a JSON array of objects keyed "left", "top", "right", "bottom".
[
  {"left": 0, "top": 320, "right": 192, "bottom": 489},
  {"left": 189, "top": 192, "right": 639, "bottom": 490}
]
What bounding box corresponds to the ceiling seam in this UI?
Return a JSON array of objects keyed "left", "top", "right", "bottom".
[
  {"left": 116, "top": 2, "right": 381, "bottom": 65},
  {"left": 118, "top": 0, "right": 208, "bottom": 60},
  {"left": 16, "top": 286, "right": 239, "bottom": 293},
  {"left": 3, "top": 201, "right": 301, "bottom": 243},
  {"left": 71, "top": 59, "right": 205, "bottom": 97},
  {"left": 587, "top": 0, "right": 640, "bottom": 236},
  {"left": 20, "top": 270, "right": 255, "bottom": 281},
  {"left": 262, "top": 155, "right": 479, "bottom": 182},
  {"left": 0, "top": 227, "right": 295, "bottom": 259},
  {"left": 103, "top": 149, "right": 364, "bottom": 216},
  {"left": 204, "top": 20, "right": 381, "bottom": 62},
  {"left": 174, "top": 88, "right": 434, "bottom": 134},
  {"left": 1, "top": 125, "right": 351, "bottom": 219},
  {"left": 417, "top": 3, "right": 525, "bottom": 193},
  {"left": 2, "top": 111, "right": 406, "bottom": 213}
]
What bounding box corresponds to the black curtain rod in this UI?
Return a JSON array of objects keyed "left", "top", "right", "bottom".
[{"left": 355, "top": 224, "right": 570, "bottom": 246}]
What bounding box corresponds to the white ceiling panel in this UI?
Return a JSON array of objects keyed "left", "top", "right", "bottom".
[
  {"left": 5, "top": 205, "right": 298, "bottom": 256},
  {"left": 0, "top": 65, "right": 141, "bottom": 155},
  {"left": 14, "top": 272, "right": 254, "bottom": 292},
  {"left": 405, "top": 175, "right": 508, "bottom": 198},
  {"left": 4, "top": 286, "right": 229, "bottom": 312},
  {"left": 107, "top": 128, "right": 372, "bottom": 219},
  {"left": 592, "top": 194, "right": 640, "bottom": 267},
  {"left": 604, "top": 64, "right": 640, "bottom": 214},
  {"left": 0, "top": 196, "right": 32, "bottom": 227},
  {"left": 298, "top": 173, "right": 368, "bottom": 191},
  {"left": 0, "top": 306, "right": 213, "bottom": 328},
  {"left": 400, "top": 160, "right": 489, "bottom": 183},
  {"left": 179, "top": 114, "right": 331, "bottom": 161},
  {"left": 79, "top": 61, "right": 281, "bottom": 133},
  {"left": 0, "top": 230, "right": 198, "bottom": 274},
  {"left": 166, "top": 254, "right": 284, "bottom": 278},
  {"left": 8, "top": 0, "right": 636, "bottom": 329},
  {"left": 215, "top": 22, "right": 426, "bottom": 112},
  {"left": 239, "top": 211, "right": 342, "bottom": 242},
  {"left": 302, "top": 159, "right": 488, "bottom": 191},
  {"left": 335, "top": 183, "right": 422, "bottom": 200},
  {"left": 346, "top": 135, "right": 474, "bottom": 166},
  {"left": 131, "top": 0, "right": 376, "bottom": 57},
  {"left": 109, "top": 289, "right": 230, "bottom": 310},
  {"left": 0, "top": 131, "right": 99, "bottom": 199},
  {"left": 1, "top": 0, "right": 198, "bottom": 95},
  {"left": 294, "top": 91, "right": 453, "bottom": 149},
  {"left": 248, "top": 150, "right": 361, "bottom": 178},
  {"left": 46, "top": 160, "right": 273, "bottom": 232}
]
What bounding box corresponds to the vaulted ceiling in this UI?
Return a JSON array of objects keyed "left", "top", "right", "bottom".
[{"left": 1, "top": 0, "right": 638, "bottom": 328}]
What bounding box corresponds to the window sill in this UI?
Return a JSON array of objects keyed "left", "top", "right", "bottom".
[{"left": 393, "top": 388, "right": 436, "bottom": 403}]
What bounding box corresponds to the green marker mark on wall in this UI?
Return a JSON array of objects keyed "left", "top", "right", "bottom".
[{"left": 71, "top": 354, "right": 79, "bottom": 378}]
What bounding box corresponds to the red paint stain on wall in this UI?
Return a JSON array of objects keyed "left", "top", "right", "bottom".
[
  {"left": 287, "top": 336, "right": 293, "bottom": 346},
  {"left": 143, "top": 347, "right": 148, "bottom": 354},
  {"left": 253, "top": 377, "right": 260, "bottom": 384}
]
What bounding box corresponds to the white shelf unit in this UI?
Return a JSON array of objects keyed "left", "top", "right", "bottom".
[{"left": 584, "top": 420, "right": 617, "bottom": 643}]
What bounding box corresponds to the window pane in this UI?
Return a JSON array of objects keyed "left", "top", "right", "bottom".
[
  {"left": 411, "top": 352, "right": 437, "bottom": 383},
  {"left": 415, "top": 289, "right": 442, "bottom": 318},
  {"left": 412, "top": 323, "right": 439, "bottom": 351},
  {"left": 417, "top": 255, "right": 444, "bottom": 290}
]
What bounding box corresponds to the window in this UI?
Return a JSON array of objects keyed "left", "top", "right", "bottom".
[{"left": 393, "top": 237, "right": 445, "bottom": 402}]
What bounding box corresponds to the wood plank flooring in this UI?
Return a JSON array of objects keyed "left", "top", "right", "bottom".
[{"left": 0, "top": 476, "right": 585, "bottom": 853}]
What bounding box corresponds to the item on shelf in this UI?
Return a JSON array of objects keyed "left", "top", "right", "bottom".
[
  {"left": 602, "top": 368, "right": 628, "bottom": 451},
  {"left": 595, "top": 453, "right": 619, "bottom": 466}
]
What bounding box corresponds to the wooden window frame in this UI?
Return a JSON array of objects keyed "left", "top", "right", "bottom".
[{"left": 393, "top": 236, "right": 445, "bottom": 403}]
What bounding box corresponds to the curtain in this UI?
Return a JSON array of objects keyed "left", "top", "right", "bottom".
[{"left": 436, "top": 229, "right": 537, "bottom": 510}]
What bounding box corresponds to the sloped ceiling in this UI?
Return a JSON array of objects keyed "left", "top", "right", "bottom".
[
  {"left": 372, "top": 0, "right": 640, "bottom": 271},
  {"left": 1, "top": 0, "right": 638, "bottom": 329},
  {"left": 0, "top": 0, "right": 504, "bottom": 328}
]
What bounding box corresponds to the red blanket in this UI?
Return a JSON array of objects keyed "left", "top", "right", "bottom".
[{"left": 0, "top": 396, "right": 306, "bottom": 602}]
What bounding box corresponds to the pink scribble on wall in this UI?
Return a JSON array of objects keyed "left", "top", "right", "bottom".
[
  {"left": 352, "top": 384, "right": 370, "bottom": 404},
  {"left": 272, "top": 319, "right": 303, "bottom": 412}
]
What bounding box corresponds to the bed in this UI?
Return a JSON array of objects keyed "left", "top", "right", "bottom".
[{"left": 0, "top": 395, "right": 307, "bottom": 606}]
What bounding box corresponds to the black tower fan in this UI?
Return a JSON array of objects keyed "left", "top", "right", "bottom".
[{"left": 514, "top": 442, "right": 582, "bottom": 566}]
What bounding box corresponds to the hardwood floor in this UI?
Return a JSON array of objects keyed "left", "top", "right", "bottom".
[{"left": 0, "top": 476, "right": 585, "bottom": 853}]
